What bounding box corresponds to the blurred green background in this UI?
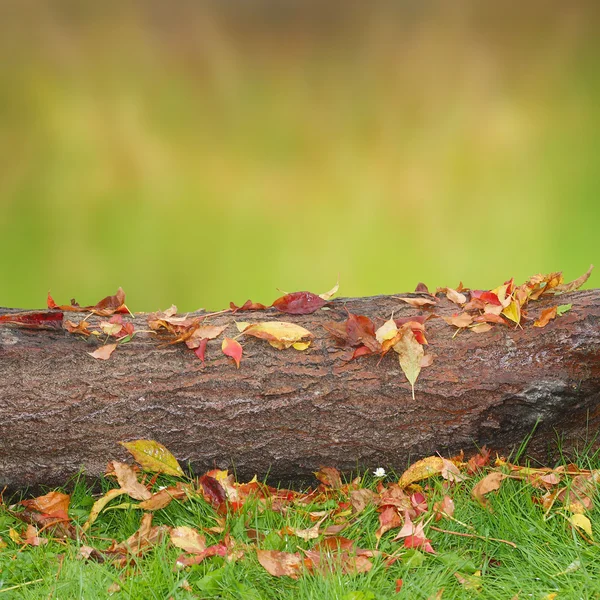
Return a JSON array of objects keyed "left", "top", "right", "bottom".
[{"left": 1, "top": 1, "right": 598, "bottom": 312}]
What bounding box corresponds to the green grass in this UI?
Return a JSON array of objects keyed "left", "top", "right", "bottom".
[{"left": 2, "top": 448, "right": 600, "bottom": 599}]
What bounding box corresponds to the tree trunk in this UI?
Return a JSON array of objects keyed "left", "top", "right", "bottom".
[{"left": 1, "top": 290, "right": 599, "bottom": 491}]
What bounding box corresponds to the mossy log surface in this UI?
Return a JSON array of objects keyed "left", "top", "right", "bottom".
[{"left": 1, "top": 289, "right": 599, "bottom": 490}]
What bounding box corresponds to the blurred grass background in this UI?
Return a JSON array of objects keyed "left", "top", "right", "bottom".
[{"left": 1, "top": 0, "right": 598, "bottom": 312}]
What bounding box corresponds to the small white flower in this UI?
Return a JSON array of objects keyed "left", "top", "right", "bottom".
[{"left": 373, "top": 467, "right": 386, "bottom": 478}]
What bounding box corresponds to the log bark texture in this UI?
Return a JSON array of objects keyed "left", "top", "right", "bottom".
[{"left": 1, "top": 290, "right": 599, "bottom": 490}]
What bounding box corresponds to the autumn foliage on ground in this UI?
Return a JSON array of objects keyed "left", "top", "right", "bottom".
[{"left": 1, "top": 440, "right": 600, "bottom": 598}]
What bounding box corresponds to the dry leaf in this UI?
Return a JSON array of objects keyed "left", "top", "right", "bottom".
[{"left": 88, "top": 343, "right": 118, "bottom": 360}]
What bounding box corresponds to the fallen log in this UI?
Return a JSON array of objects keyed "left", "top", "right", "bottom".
[{"left": 1, "top": 289, "right": 599, "bottom": 490}]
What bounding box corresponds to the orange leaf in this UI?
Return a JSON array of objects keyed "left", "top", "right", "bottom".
[
  {"left": 88, "top": 343, "right": 117, "bottom": 360},
  {"left": 534, "top": 306, "right": 558, "bottom": 328}
]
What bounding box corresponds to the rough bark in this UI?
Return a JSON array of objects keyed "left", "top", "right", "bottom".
[{"left": 1, "top": 290, "right": 599, "bottom": 491}]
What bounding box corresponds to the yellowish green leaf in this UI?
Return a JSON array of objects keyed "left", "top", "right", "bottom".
[{"left": 120, "top": 439, "right": 185, "bottom": 477}]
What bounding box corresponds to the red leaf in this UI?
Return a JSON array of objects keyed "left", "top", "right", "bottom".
[
  {"left": 351, "top": 345, "right": 373, "bottom": 360},
  {"left": 396, "top": 579, "right": 403, "bottom": 593},
  {"left": 198, "top": 475, "right": 227, "bottom": 509},
  {"left": 346, "top": 313, "right": 380, "bottom": 352},
  {"left": 230, "top": 300, "right": 268, "bottom": 313},
  {"left": 272, "top": 291, "right": 327, "bottom": 315},
  {"left": 0, "top": 311, "right": 63, "bottom": 329},
  {"left": 194, "top": 338, "right": 208, "bottom": 363},
  {"left": 222, "top": 338, "right": 242, "bottom": 368},
  {"left": 471, "top": 290, "right": 502, "bottom": 306}
]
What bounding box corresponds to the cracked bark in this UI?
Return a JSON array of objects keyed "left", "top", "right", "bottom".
[{"left": 1, "top": 289, "right": 599, "bottom": 491}]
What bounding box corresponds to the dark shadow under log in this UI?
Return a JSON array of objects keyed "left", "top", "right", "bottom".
[{"left": 1, "top": 289, "right": 599, "bottom": 490}]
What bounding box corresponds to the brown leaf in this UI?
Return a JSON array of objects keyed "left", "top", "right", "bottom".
[
  {"left": 396, "top": 296, "right": 437, "bottom": 307},
  {"left": 184, "top": 325, "right": 227, "bottom": 349},
  {"left": 443, "top": 313, "right": 473, "bottom": 328},
  {"left": 472, "top": 471, "right": 506, "bottom": 507},
  {"left": 349, "top": 489, "right": 377, "bottom": 515},
  {"left": 314, "top": 467, "right": 342, "bottom": 489},
  {"left": 138, "top": 484, "right": 188, "bottom": 511},
  {"left": 111, "top": 462, "right": 152, "bottom": 501},
  {"left": 554, "top": 265, "right": 593, "bottom": 293},
  {"left": 256, "top": 549, "right": 304, "bottom": 579}
]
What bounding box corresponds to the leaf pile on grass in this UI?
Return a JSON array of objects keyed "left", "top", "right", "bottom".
[{"left": 1, "top": 441, "right": 600, "bottom": 599}]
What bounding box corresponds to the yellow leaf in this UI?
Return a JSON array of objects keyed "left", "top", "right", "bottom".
[
  {"left": 502, "top": 300, "right": 521, "bottom": 325},
  {"left": 0, "top": 536, "right": 6, "bottom": 549},
  {"left": 120, "top": 439, "right": 185, "bottom": 477},
  {"left": 568, "top": 514, "right": 594, "bottom": 541},
  {"left": 376, "top": 317, "right": 398, "bottom": 343},
  {"left": 242, "top": 321, "right": 313, "bottom": 349},
  {"left": 82, "top": 488, "right": 129, "bottom": 532},
  {"left": 393, "top": 328, "right": 424, "bottom": 400},
  {"left": 319, "top": 279, "right": 339, "bottom": 301},
  {"left": 399, "top": 456, "right": 444, "bottom": 488},
  {"left": 292, "top": 341, "right": 311, "bottom": 351},
  {"left": 9, "top": 528, "right": 22, "bottom": 544},
  {"left": 99, "top": 322, "right": 123, "bottom": 336},
  {"left": 235, "top": 322, "right": 251, "bottom": 333}
]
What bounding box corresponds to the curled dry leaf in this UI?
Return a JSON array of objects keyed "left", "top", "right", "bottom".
[
  {"left": 442, "top": 288, "right": 467, "bottom": 305},
  {"left": 110, "top": 461, "right": 152, "bottom": 501},
  {"left": 319, "top": 279, "right": 339, "bottom": 301},
  {"left": 398, "top": 456, "right": 446, "bottom": 488},
  {"left": 48, "top": 288, "right": 129, "bottom": 316},
  {"left": 395, "top": 296, "right": 437, "bottom": 307},
  {"left": 554, "top": 264, "right": 593, "bottom": 293},
  {"left": 88, "top": 343, "right": 118, "bottom": 361},
  {"left": 230, "top": 299, "right": 268, "bottom": 312}
]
